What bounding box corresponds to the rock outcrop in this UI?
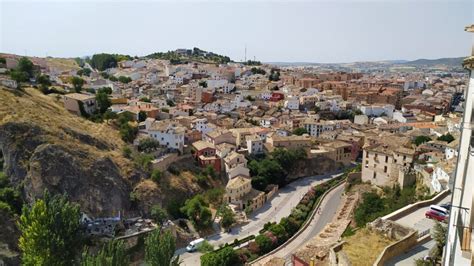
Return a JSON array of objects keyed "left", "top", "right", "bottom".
[{"left": 0, "top": 122, "right": 132, "bottom": 216}]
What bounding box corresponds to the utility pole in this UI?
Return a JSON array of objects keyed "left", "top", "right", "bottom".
[{"left": 244, "top": 45, "right": 247, "bottom": 62}]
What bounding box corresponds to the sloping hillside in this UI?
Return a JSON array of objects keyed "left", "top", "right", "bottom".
[
  {"left": 0, "top": 87, "right": 136, "bottom": 216},
  {"left": 403, "top": 57, "right": 464, "bottom": 67}
]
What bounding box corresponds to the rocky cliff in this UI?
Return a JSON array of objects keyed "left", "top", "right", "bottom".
[
  {"left": 0, "top": 87, "right": 136, "bottom": 216},
  {"left": 287, "top": 156, "right": 339, "bottom": 180}
]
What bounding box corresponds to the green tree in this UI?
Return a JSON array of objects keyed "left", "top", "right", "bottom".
[
  {"left": 18, "top": 57, "right": 35, "bottom": 78},
  {"left": 140, "top": 97, "right": 151, "bottom": 102},
  {"left": 150, "top": 205, "right": 168, "bottom": 225},
  {"left": 166, "top": 100, "right": 176, "bottom": 107},
  {"left": 255, "top": 235, "right": 273, "bottom": 254},
  {"left": 354, "top": 192, "right": 385, "bottom": 226},
  {"left": 180, "top": 195, "right": 212, "bottom": 229},
  {"left": 0, "top": 187, "right": 23, "bottom": 214},
  {"left": 199, "top": 81, "right": 208, "bottom": 88},
  {"left": 201, "top": 246, "right": 241, "bottom": 266},
  {"left": 118, "top": 76, "right": 132, "bottom": 84},
  {"left": 119, "top": 123, "right": 138, "bottom": 143},
  {"left": 220, "top": 205, "right": 235, "bottom": 230},
  {"left": 81, "top": 240, "right": 129, "bottom": 266},
  {"left": 90, "top": 54, "right": 118, "bottom": 71},
  {"left": 437, "top": 133, "right": 455, "bottom": 143},
  {"left": 279, "top": 217, "right": 300, "bottom": 236},
  {"left": 268, "top": 223, "right": 288, "bottom": 244},
  {"left": 138, "top": 111, "right": 147, "bottom": 122},
  {"left": 98, "top": 87, "right": 112, "bottom": 94},
  {"left": 144, "top": 230, "right": 180, "bottom": 266},
  {"left": 414, "top": 135, "right": 432, "bottom": 146},
  {"left": 138, "top": 137, "right": 160, "bottom": 153},
  {"left": 292, "top": 127, "right": 308, "bottom": 136},
  {"left": 430, "top": 222, "right": 448, "bottom": 261},
  {"left": 19, "top": 191, "right": 82, "bottom": 266},
  {"left": 10, "top": 69, "right": 29, "bottom": 83},
  {"left": 96, "top": 90, "right": 111, "bottom": 114},
  {"left": 10, "top": 57, "right": 35, "bottom": 84},
  {"left": 197, "top": 240, "right": 214, "bottom": 253},
  {"left": 103, "top": 110, "right": 118, "bottom": 123},
  {"left": 71, "top": 76, "right": 85, "bottom": 92},
  {"left": 36, "top": 74, "right": 52, "bottom": 87}
]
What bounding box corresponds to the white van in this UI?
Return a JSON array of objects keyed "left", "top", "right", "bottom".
[
  {"left": 430, "top": 205, "right": 449, "bottom": 216},
  {"left": 186, "top": 238, "right": 205, "bottom": 252}
]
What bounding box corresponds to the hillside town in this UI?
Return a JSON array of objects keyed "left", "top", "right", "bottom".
[
  {"left": 1, "top": 0, "right": 474, "bottom": 261},
  {"left": 0, "top": 39, "right": 471, "bottom": 265}
]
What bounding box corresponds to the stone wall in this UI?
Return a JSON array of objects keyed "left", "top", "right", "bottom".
[
  {"left": 151, "top": 153, "right": 183, "bottom": 171},
  {"left": 380, "top": 189, "right": 450, "bottom": 221},
  {"left": 373, "top": 230, "right": 418, "bottom": 266}
]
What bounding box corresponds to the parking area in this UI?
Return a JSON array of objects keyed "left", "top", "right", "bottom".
[{"left": 395, "top": 195, "right": 451, "bottom": 234}]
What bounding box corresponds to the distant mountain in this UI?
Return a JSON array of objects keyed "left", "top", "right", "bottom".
[
  {"left": 401, "top": 57, "right": 464, "bottom": 67},
  {"left": 266, "top": 57, "right": 464, "bottom": 67}
]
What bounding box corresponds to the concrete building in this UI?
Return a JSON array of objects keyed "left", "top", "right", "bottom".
[
  {"left": 63, "top": 93, "right": 97, "bottom": 116},
  {"left": 246, "top": 135, "right": 264, "bottom": 155},
  {"left": 444, "top": 25, "right": 474, "bottom": 265},
  {"left": 146, "top": 120, "right": 185, "bottom": 152}
]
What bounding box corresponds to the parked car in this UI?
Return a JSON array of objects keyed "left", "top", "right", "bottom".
[
  {"left": 439, "top": 203, "right": 452, "bottom": 211},
  {"left": 186, "top": 238, "right": 205, "bottom": 252},
  {"left": 425, "top": 209, "right": 448, "bottom": 222},
  {"left": 430, "top": 204, "right": 449, "bottom": 215}
]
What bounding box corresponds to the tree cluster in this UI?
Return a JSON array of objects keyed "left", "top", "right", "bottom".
[
  {"left": 268, "top": 69, "right": 280, "bottom": 81},
  {"left": 10, "top": 57, "right": 36, "bottom": 84},
  {"left": 437, "top": 133, "right": 455, "bottom": 143},
  {"left": 413, "top": 135, "right": 432, "bottom": 146},
  {"left": 250, "top": 67, "right": 266, "bottom": 75},
  {"left": 249, "top": 148, "right": 307, "bottom": 191},
  {"left": 180, "top": 195, "right": 212, "bottom": 229},
  {"left": 19, "top": 191, "right": 82, "bottom": 265},
  {"left": 90, "top": 54, "right": 118, "bottom": 71}
]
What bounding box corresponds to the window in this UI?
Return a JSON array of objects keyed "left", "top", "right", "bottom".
[
  {"left": 384, "top": 166, "right": 387, "bottom": 173},
  {"left": 385, "top": 156, "right": 388, "bottom": 163},
  {"left": 373, "top": 172, "right": 376, "bottom": 179},
  {"left": 366, "top": 152, "right": 369, "bottom": 158}
]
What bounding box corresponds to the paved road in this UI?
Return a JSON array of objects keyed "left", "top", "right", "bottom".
[
  {"left": 385, "top": 239, "right": 435, "bottom": 265},
  {"left": 395, "top": 194, "right": 451, "bottom": 234},
  {"left": 177, "top": 171, "right": 344, "bottom": 266},
  {"left": 253, "top": 183, "right": 345, "bottom": 265}
]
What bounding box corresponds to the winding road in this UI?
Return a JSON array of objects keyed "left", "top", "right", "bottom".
[
  {"left": 251, "top": 183, "right": 345, "bottom": 265},
  {"left": 177, "top": 171, "right": 345, "bottom": 266}
]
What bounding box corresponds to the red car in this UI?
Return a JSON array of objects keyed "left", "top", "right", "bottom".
[{"left": 425, "top": 210, "right": 448, "bottom": 222}]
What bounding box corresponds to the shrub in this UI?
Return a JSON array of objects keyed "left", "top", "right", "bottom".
[
  {"left": 135, "top": 154, "right": 154, "bottom": 171},
  {"left": 197, "top": 240, "right": 214, "bottom": 253},
  {"left": 150, "top": 169, "right": 162, "bottom": 183},
  {"left": 205, "top": 188, "right": 224, "bottom": 204},
  {"left": 150, "top": 205, "right": 167, "bottom": 225},
  {"left": 255, "top": 235, "right": 273, "bottom": 255},
  {"left": 201, "top": 246, "right": 241, "bottom": 266},
  {"left": 168, "top": 165, "right": 180, "bottom": 175},
  {"left": 122, "top": 146, "right": 132, "bottom": 158}
]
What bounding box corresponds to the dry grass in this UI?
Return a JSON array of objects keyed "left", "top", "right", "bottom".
[
  {"left": 0, "top": 87, "right": 134, "bottom": 176},
  {"left": 46, "top": 57, "right": 81, "bottom": 72},
  {"left": 342, "top": 228, "right": 395, "bottom": 266}
]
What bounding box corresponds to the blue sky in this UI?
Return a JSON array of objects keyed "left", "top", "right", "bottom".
[{"left": 1, "top": 0, "right": 472, "bottom": 63}]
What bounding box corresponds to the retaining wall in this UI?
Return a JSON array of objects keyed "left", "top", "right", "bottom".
[
  {"left": 373, "top": 230, "right": 418, "bottom": 266},
  {"left": 381, "top": 189, "right": 450, "bottom": 221}
]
